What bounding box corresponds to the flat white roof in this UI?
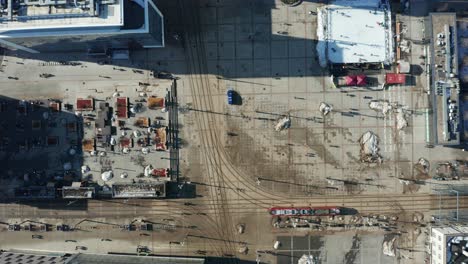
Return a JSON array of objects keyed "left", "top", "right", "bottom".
[
  {"left": 317, "top": 0, "right": 393, "bottom": 65},
  {"left": 433, "top": 226, "right": 468, "bottom": 236},
  {"left": 0, "top": 0, "right": 123, "bottom": 32}
]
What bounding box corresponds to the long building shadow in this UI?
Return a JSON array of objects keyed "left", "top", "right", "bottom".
[
  {"left": 4, "top": 0, "right": 445, "bottom": 81},
  {"left": 9, "top": 0, "right": 344, "bottom": 79},
  {"left": 0, "top": 95, "right": 88, "bottom": 210},
  {"left": 108, "top": 252, "right": 261, "bottom": 264},
  {"left": 204, "top": 257, "right": 260, "bottom": 264}
]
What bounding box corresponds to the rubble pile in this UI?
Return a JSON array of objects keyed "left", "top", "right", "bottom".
[
  {"left": 369, "top": 100, "right": 409, "bottom": 131},
  {"left": 319, "top": 102, "right": 333, "bottom": 116},
  {"left": 298, "top": 255, "right": 316, "bottom": 264},
  {"left": 369, "top": 100, "right": 393, "bottom": 116},
  {"left": 382, "top": 237, "right": 397, "bottom": 257},
  {"left": 396, "top": 109, "right": 408, "bottom": 130},
  {"left": 359, "top": 131, "right": 382, "bottom": 163},
  {"left": 415, "top": 158, "right": 430, "bottom": 174},
  {"left": 275, "top": 116, "right": 291, "bottom": 131}
]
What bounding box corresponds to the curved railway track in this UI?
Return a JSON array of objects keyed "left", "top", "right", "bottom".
[{"left": 179, "top": 0, "right": 241, "bottom": 258}]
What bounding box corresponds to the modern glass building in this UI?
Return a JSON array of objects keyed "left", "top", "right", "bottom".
[{"left": 0, "top": 0, "right": 164, "bottom": 53}]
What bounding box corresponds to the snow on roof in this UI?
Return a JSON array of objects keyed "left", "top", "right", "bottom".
[{"left": 317, "top": 0, "right": 393, "bottom": 66}]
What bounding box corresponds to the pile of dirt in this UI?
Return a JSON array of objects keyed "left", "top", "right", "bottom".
[{"left": 415, "top": 158, "right": 430, "bottom": 174}]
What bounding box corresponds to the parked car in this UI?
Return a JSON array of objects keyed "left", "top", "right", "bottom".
[
  {"left": 57, "top": 224, "right": 70, "bottom": 232},
  {"left": 152, "top": 71, "right": 178, "bottom": 80},
  {"left": 227, "top": 89, "right": 234, "bottom": 105},
  {"left": 8, "top": 224, "right": 20, "bottom": 231}
]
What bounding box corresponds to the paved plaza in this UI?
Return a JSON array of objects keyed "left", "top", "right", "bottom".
[{"left": 0, "top": 0, "right": 466, "bottom": 264}]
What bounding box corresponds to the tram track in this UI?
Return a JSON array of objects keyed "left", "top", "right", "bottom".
[
  {"left": 1, "top": 194, "right": 466, "bottom": 219},
  {"left": 179, "top": 0, "right": 241, "bottom": 258}
]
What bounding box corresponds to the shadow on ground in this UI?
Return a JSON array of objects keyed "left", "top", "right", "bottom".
[
  {"left": 10, "top": 0, "right": 344, "bottom": 79},
  {"left": 0, "top": 95, "right": 85, "bottom": 206}
]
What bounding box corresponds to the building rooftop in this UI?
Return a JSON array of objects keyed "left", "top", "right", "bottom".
[
  {"left": 0, "top": 251, "right": 205, "bottom": 264},
  {"left": 317, "top": 0, "right": 393, "bottom": 66},
  {"left": 429, "top": 13, "right": 461, "bottom": 145},
  {"left": 112, "top": 182, "right": 166, "bottom": 198},
  {"left": 62, "top": 186, "right": 95, "bottom": 198},
  {"left": 458, "top": 20, "right": 468, "bottom": 85},
  {"left": 0, "top": 251, "right": 72, "bottom": 264},
  {"left": 68, "top": 254, "right": 205, "bottom": 264},
  {"left": 0, "top": 0, "right": 122, "bottom": 32},
  {"left": 432, "top": 226, "right": 468, "bottom": 264}
]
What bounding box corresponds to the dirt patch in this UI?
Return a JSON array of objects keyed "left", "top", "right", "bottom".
[
  {"left": 309, "top": 235, "right": 325, "bottom": 251},
  {"left": 342, "top": 179, "right": 364, "bottom": 195},
  {"left": 346, "top": 152, "right": 360, "bottom": 164},
  {"left": 344, "top": 234, "right": 361, "bottom": 264},
  {"left": 402, "top": 182, "right": 421, "bottom": 194},
  {"left": 225, "top": 129, "right": 303, "bottom": 193}
]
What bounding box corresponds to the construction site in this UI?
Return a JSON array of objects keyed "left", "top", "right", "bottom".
[{"left": 0, "top": 67, "right": 176, "bottom": 200}]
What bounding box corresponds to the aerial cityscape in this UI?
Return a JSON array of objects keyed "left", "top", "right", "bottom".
[{"left": 0, "top": 0, "right": 467, "bottom": 263}]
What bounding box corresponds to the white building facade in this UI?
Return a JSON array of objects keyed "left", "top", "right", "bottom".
[{"left": 431, "top": 226, "right": 468, "bottom": 264}]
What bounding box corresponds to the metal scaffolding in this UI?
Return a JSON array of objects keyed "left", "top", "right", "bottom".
[{"left": 432, "top": 184, "right": 468, "bottom": 222}]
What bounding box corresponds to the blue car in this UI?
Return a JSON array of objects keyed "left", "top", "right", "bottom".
[{"left": 227, "top": 89, "right": 234, "bottom": 105}]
